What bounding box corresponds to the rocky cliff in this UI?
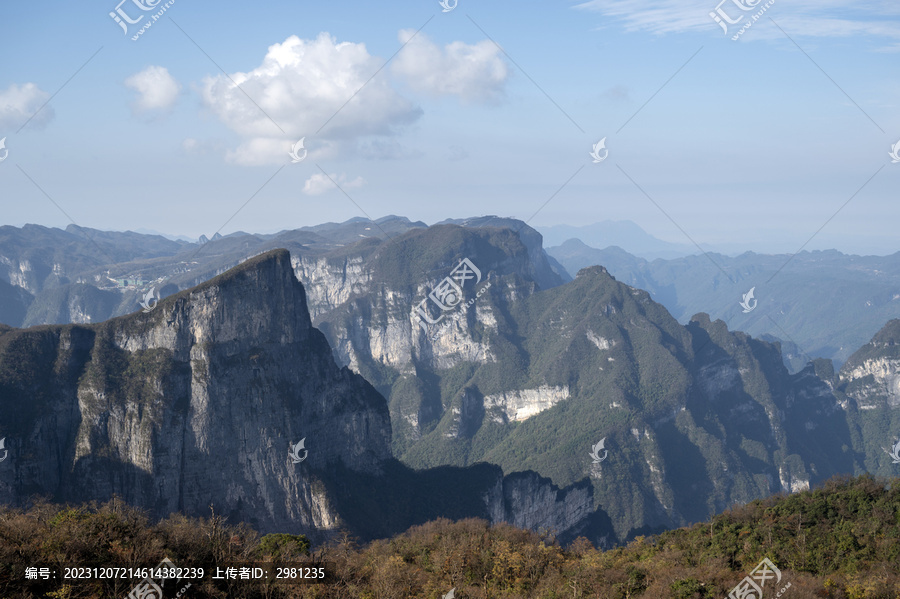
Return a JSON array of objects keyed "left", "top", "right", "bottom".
[
  {"left": 0, "top": 249, "right": 611, "bottom": 543},
  {"left": 832, "top": 319, "right": 900, "bottom": 474},
  {"left": 301, "top": 231, "right": 892, "bottom": 542},
  {"left": 0, "top": 250, "right": 391, "bottom": 536}
]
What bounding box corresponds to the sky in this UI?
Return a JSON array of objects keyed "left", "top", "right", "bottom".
[{"left": 0, "top": 0, "right": 898, "bottom": 254}]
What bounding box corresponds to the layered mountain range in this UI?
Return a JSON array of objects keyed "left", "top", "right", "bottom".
[
  {"left": 293, "top": 224, "right": 900, "bottom": 541},
  {"left": 1, "top": 220, "right": 899, "bottom": 546},
  {"left": 547, "top": 239, "right": 900, "bottom": 369},
  {"left": 0, "top": 250, "right": 608, "bottom": 543}
]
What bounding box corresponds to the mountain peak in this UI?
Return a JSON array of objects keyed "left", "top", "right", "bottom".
[
  {"left": 575, "top": 265, "right": 614, "bottom": 280},
  {"left": 0, "top": 248, "right": 391, "bottom": 535}
]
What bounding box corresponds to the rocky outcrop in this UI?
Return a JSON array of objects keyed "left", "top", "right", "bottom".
[
  {"left": 841, "top": 357, "right": 900, "bottom": 408},
  {"left": 0, "top": 250, "right": 392, "bottom": 537},
  {"left": 484, "top": 386, "right": 570, "bottom": 423},
  {"left": 290, "top": 254, "right": 372, "bottom": 319},
  {"left": 0, "top": 249, "right": 614, "bottom": 545},
  {"left": 829, "top": 320, "right": 900, "bottom": 474},
  {"left": 484, "top": 471, "right": 595, "bottom": 541}
]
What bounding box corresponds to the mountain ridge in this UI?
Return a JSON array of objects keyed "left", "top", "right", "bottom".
[{"left": 0, "top": 248, "right": 614, "bottom": 544}]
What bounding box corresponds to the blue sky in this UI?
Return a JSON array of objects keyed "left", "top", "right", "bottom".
[{"left": 0, "top": 0, "right": 898, "bottom": 254}]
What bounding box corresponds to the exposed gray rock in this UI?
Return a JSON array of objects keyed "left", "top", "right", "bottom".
[
  {"left": 0, "top": 249, "right": 613, "bottom": 545},
  {"left": 484, "top": 471, "right": 594, "bottom": 540},
  {"left": 0, "top": 250, "right": 391, "bottom": 537}
]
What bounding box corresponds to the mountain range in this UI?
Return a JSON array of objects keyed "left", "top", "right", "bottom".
[
  {"left": 546, "top": 239, "right": 900, "bottom": 369},
  {"left": 0, "top": 249, "right": 610, "bottom": 544},
  {"left": 1, "top": 219, "right": 899, "bottom": 546},
  {"left": 537, "top": 221, "right": 697, "bottom": 260}
]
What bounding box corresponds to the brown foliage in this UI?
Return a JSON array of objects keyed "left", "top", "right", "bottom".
[{"left": 1, "top": 475, "right": 899, "bottom": 598}]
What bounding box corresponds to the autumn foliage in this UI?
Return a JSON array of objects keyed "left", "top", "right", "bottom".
[{"left": 0, "top": 474, "right": 898, "bottom": 598}]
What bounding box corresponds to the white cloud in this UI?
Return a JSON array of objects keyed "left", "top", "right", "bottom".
[
  {"left": 573, "top": 0, "right": 900, "bottom": 44},
  {"left": 125, "top": 66, "right": 181, "bottom": 115},
  {"left": 0, "top": 83, "right": 54, "bottom": 130},
  {"left": 201, "top": 33, "right": 422, "bottom": 166},
  {"left": 302, "top": 172, "right": 365, "bottom": 196},
  {"left": 391, "top": 30, "right": 509, "bottom": 103},
  {"left": 573, "top": 0, "right": 713, "bottom": 34}
]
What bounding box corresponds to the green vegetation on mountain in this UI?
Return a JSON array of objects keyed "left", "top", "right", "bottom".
[
  {"left": 1, "top": 475, "right": 898, "bottom": 598},
  {"left": 546, "top": 239, "right": 900, "bottom": 368},
  {"left": 345, "top": 252, "right": 864, "bottom": 542}
]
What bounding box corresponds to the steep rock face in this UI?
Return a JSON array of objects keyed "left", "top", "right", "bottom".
[
  {"left": 483, "top": 472, "right": 594, "bottom": 540},
  {"left": 484, "top": 386, "right": 570, "bottom": 423},
  {"left": 842, "top": 357, "right": 900, "bottom": 408},
  {"left": 304, "top": 225, "right": 558, "bottom": 450},
  {"left": 290, "top": 254, "right": 372, "bottom": 320},
  {"left": 832, "top": 320, "right": 900, "bottom": 473},
  {"left": 314, "top": 255, "right": 879, "bottom": 542},
  {"left": 0, "top": 250, "right": 391, "bottom": 536},
  {"left": 0, "top": 249, "right": 612, "bottom": 545},
  {"left": 438, "top": 216, "right": 567, "bottom": 290}
]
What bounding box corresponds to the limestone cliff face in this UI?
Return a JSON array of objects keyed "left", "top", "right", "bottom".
[
  {"left": 831, "top": 320, "right": 900, "bottom": 474},
  {"left": 841, "top": 357, "right": 900, "bottom": 408},
  {"left": 0, "top": 249, "right": 612, "bottom": 544},
  {"left": 290, "top": 254, "right": 372, "bottom": 320},
  {"left": 298, "top": 226, "right": 562, "bottom": 451},
  {"left": 0, "top": 250, "right": 391, "bottom": 536},
  {"left": 310, "top": 257, "right": 879, "bottom": 543},
  {"left": 483, "top": 472, "right": 594, "bottom": 541},
  {"left": 484, "top": 386, "right": 570, "bottom": 423}
]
